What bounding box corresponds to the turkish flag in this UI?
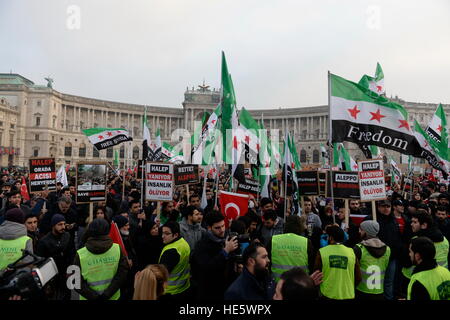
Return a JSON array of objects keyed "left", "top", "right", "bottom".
[
  {"left": 109, "top": 222, "right": 128, "bottom": 258},
  {"left": 219, "top": 191, "right": 249, "bottom": 228},
  {"left": 349, "top": 214, "right": 367, "bottom": 227},
  {"left": 20, "top": 177, "right": 30, "bottom": 201}
]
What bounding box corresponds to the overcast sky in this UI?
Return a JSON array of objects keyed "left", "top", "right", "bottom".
[{"left": 1, "top": 0, "right": 449, "bottom": 109}]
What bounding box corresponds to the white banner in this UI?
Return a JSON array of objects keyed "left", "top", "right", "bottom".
[
  {"left": 145, "top": 162, "right": 174, "bottom": 201},
  {"left": 358, "top": 159, "right": 387, "bottom": 201}
]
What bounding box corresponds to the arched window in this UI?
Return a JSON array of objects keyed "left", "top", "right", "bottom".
[
  {"left": 93, "top": 147, "right": 100, "bottom": 158},
  {"left": 313, "top": 149, "right": 320, "bottom": 163},
  {"left": 300, "top": 150, "right": 307, "bottom": 163},
  {"left": 64, "top": 142, "right": 72, "bottom": 157},
  {"left": 133, "top": 146, "right": 140, "bottom": 159},
  {"left": 79, "top": 143, "right": 86, "bottom": 157},
  {"left": 106, "top": 147, "right": 114, "bottom": 158}
]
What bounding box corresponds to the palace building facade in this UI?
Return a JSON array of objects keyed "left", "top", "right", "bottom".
[{"left": 0, "top": 73, "right": 448, "bottom": 170}]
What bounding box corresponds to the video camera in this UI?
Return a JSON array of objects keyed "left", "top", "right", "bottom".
[{"left": 0, "top": 250, "right": 58, "bottom": 300}]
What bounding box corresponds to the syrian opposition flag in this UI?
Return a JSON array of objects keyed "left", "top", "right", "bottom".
[
  {"left": 333, "top": 143, "right": 358, "bottom": 171},
  {"left": 83, "top": 128, "right": 133, "bottom": 150},
  {"left": 330, "top": 73, "right": 423, "bottom": 158},
  {"left": 142, "top": 106, "right": 152, "bottom": 161},
  {"left": 200, "top": 165, "right": 209, "bottom": 210},
  {"left": 149, "top": 128, "right": 162, "bottom": 161},
  {"left": 192, "top": 105, "right": 221, "bottom": 165},
  {"left": 20, "top": 177, "right": 30, "bottom": 201},
  {"left": 239, "top": 108, "right": 261, "bottom": 171},
  {"left": 320, "top": 143, "right": 329, "bottom": 167},
  {"left": 162, "top": 142, "right": 184, "bottom": 164},
  {"left": 390, "top": 157, "right": 402, "bottom": 183},
  {"left": 282, "top": 130, "right": 299, "bottom": 199},
  {"left": 358, "top": 62, "right": 385, "bottom": 95},
  {"left": 413, "top": 120, "right": 449, "bottom": 178},
  {"left": 219, "top": 191, "right": 249, "bottom": 228},
  {"left": 425, "top": 103, "right": 449, "bottom": 162}
]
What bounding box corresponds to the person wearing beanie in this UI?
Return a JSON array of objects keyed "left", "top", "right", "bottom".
[
  {"left": 73, "top": 217, "right": 129, "bottom": 300},
  {"left": 353, "top": 220, "right": 391, "bottom": 300},
  {"left": 36, "top": 214, "right": 73, "bottom": 300},
  {"left": 0, "top": 207, "right": 34, "bottom": 270}
]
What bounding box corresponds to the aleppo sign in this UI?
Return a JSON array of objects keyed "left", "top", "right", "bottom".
[
  {"left": 327, "top": 171, "right": 360, "bottom": 199},
  {"left": 358, "top": 159, "right": 387, "bottom": 201},
  {"left": 318, "top": 172, "right": 327, "bottom": 196},
  {"left": 146, "top": 163, "right": 174, "bottom": 201},
  {"left": 29, "top": 158, "right": 56, "bottom": 193},
  {"left": 174, "top": 164, "right": 199, "bottom": 186},
  {"left": 297, "top": 171, "right": 320, "bottom": 196}
]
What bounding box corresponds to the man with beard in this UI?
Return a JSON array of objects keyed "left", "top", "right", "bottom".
[
  {"left": 24, "top": 213, "right": 40, "bottom": 251},
  {"left": 190, "top": 213, "right": 239, "bottom": 300},
  {"left": 36, "top": 214, "right": 74, "bottom": 299},
  {"left": 407, "top": 237, "right": 450, "bottom": 300},
  {"left": 224, "top": 242, "right": 274, "bottom": 300}
]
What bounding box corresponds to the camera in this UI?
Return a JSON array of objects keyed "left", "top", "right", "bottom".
[
  {"left": 0, "top": 250, "right": 58, "bottom": 300},
  {"left": 228, "top": 232, "right": 250, "bottom": 243}
]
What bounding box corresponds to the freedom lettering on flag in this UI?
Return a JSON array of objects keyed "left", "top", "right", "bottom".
[{"left": 83, "top": 128, "right": 132, "bottom": 150}]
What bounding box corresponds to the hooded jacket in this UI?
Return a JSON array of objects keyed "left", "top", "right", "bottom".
[
  {"left": 179, "top": 217, "right": 207, "bottom": 252},
  {"left": 353, "top": 238, "right": 389, "bottom": 261},
  {"left": 0, "top": 220, "right": 34, "bottom": 265},
  {"left": 73, "top": 235, "right": 129, "bottom": 300}
]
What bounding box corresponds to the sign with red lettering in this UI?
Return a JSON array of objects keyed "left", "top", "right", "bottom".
[
  {"left": 146, "top": 162, "right": 174, "bottom": 201},
  {"left": 174, "top": 165, "right": 199, "bottom": 186},
  {"left": 76, "top": 162, "right": 107, "bottom": 203},
  {"left": 29, "top": 158, "right": 56, "bottom": 193},
  {"left": 297, "top": 171, "right": 320, "bottom": 196},
  {"left": 358, "top": 159, "right": 386, "bottom": 202},
  {"left": 327, "top": 171, "right": 360, "bottom": 199}
]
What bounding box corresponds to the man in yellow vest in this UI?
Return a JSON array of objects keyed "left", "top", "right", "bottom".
[
  {"left": 159, "top": 221, "right": 191, "bottom": 300},
  {"left": 407, "top": 237, "right": 450, "bottom": 300},
  {"left": 353, "top": 220, "right": 391, "bottom": 300},
  {"left": 0, "top": 208, "right": 34, "bottom": 271},
  {"left": 268, "top": 215, "right": 315, "bottom": 282},
  {"left": 73, "top": 218, "right": 129, "bottom": 300},
  {"left": 314, "top": 225, "right": 361, "bottom": 300}
]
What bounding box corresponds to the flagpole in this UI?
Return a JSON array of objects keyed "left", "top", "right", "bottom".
[
  {"left": 283, "top": 130, "right": 288, "bottom": 222},
  {"left": 140, "top": 160, "right": 145, "bottom": 209},
  {"left": 328, "top": 71, "right": 336, "bottom": 224}
]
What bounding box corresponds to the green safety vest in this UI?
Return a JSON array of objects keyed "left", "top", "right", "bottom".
[
  {"left": 271, "top": 233, "right": 309, "bottom": 282},
  {"left": 159, "top": 237, "right": 191, "bottom": 295},
  {"left": 435, "top": 238, "right": 449, "bottom": 269},
  {"left": 402, "top": 237, "right": 449, "bottom": 280},
  {"left": 356, "top": 244, "right": 391, "bottom": 295},
  {"left": 78, "top": 243, "right": 121, "bottom": 300},
  {"left": 320, "top": 244, "right": 356, "bottom": 300},
  {"left": 0, "top": 235, "right": 30, "bottom": 270},
  {"left": 407, "top": 266, "right": 450, "bottom": 300}
]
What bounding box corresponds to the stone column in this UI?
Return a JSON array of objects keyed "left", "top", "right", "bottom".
[
  {"left": 190, "top": 109, "right": 194, "bottom": 132},
  {"left": 63, "top": 105, "right": 67, "bottom": 129}
]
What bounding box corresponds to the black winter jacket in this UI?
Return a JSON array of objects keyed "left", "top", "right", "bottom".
[{"left": 224, "top": 267, "right": 275, "bottom": 300}]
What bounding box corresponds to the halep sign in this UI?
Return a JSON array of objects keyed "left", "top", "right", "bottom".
[{"left": 358, "top": 159, "right": 387, "bottom": 201}]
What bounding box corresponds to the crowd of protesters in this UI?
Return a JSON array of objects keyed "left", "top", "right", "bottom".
[{"left": 0, "top": 165, "right": 449, "bottom": 301}]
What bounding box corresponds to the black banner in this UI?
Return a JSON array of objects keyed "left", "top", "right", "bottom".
[
  {"left": 137, "top": 160, "right": 144, "bottom": 180},
  {"left": 297, "top": 171, "right": 320, "bottom": 196},
  {"left": 319, "top": 172, "right": 327, "bottom": 196},
  {"left": 327, "top": 171, "right": 360, "bottom": 199},
  {"left": 76, "top": 162, "right": 107, "bottom": 203},
  {"left": 29, "top": 158, "right": 56, "bottom": 193},
  {"left": 237, "top": 178, "right": 259, "bottom": 197},
  {"left": 174, "top": 164, "right": 199, "bottom": 186}
]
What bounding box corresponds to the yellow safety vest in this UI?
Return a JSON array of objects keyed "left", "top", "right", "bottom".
[
  {"left": 159, "top": 237, "right": 191, "bottom": 295},
  {"left": 271, "top": 233, "right": 309, "bottom": 282},
  {"left": 356, "top": 244, "right": 390, "bottom": 295},
  {"left": 0, "top": 235, "right": 30, "bottom": 270},
  {"left": 320, "top": 244, "right": 356, "bottom": 300},
  {"left": 78, "top": 243, "right": 121, "bottom": 300},
  {"left": 407, "top": 266, "right": 450, "bottom": 300}
]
